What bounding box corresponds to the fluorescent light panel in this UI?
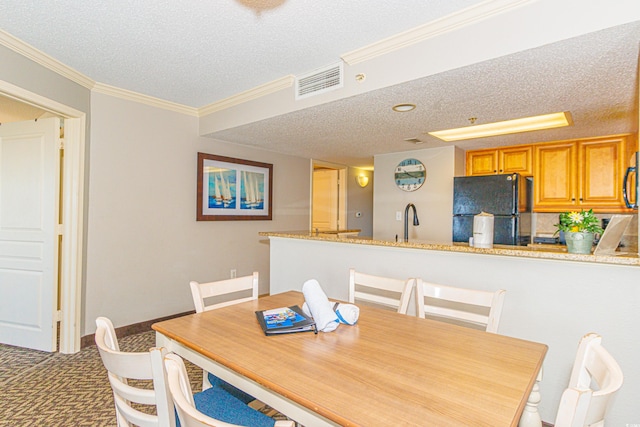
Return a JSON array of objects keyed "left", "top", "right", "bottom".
[{"left": 428, "top": 112, "right": 572, "bottom": 142}]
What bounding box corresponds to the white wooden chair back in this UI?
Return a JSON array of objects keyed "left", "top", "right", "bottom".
[
  {"left": 190, "top": 272, "right": 259, "bottom": 313},
  {"left": 95, "top": 317, "right": 175, "bottom": 427},
  {"left": 189, "top": 273, "right": 259, "bottom": 390},
  {"left": 348, "top": 268, "right": 414, "bottom": 314},
  {"left": 555, "top": 333, "right": 623, "bottom": 427},
  {"left": 164, "top": 353, "right": 236, "bottom": 427},
  {"left": 415, "top": 279, "right": 506, "bottom": 333},
  {"left": 163, "top": 354, "right": 294, "bottom": 427}
]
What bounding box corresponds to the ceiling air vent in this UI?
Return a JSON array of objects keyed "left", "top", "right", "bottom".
[
  {"left": 404, "top": 137, "right": 423, "bottom": 144},
  {"left": 295, "top": 62, "right": 344, "bottom": 100}
]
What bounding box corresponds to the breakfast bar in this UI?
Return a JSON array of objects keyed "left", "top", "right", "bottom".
[{"left": 259, "top": 231, "right": 640, "bottom": 426}]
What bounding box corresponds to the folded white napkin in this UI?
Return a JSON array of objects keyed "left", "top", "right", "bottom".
[
  {"left": 301, "top": 279, "right": 339, "bottom": 332},
  {"left": 332, "top": 302, "right": 359, "bottom": 325},
  {"left": 302, "top": 302, "right": 360, "bottom": 326}
]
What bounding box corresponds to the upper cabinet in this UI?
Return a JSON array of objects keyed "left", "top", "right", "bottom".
[
  {"left": 466, "top": 134, "right": 637, "bottom": 213},
  {"left": 533, "top": 141, "right": 577, "bottom": 209},
  {"left": 533, "top": 135, "right": 634, "bottom": 212},
  {"left": 466, "top": 145, "right": 532, "bottom": 176}
]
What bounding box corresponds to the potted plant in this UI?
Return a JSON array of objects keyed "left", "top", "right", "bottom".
[{"left": 555, "top": 209, "right": 604, "bottom": 254}]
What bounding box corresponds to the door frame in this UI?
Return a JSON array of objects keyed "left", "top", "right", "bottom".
[
  {"left": 311, "top": 160, "right": 347, "bottom": 231},
  {"left": 0, "top": 80, "right": 86, "bottom": 353}
]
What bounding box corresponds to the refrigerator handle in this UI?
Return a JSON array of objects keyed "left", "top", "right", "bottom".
[{"left": 511, "top": 174, "right": 518, "bottom": 215}]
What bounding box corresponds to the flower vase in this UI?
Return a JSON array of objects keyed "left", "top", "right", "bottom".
[{"left": 564, "top": 231, "right": 594, "bottom": 254}]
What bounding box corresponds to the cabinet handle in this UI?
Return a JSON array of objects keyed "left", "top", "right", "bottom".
[{"left": 499, "top": 169, "right": 503, "bottom": 172}]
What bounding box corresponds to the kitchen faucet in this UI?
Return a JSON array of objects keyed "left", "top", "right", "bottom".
[{"left": 404, "top": 203, "right": 420, "bottom": 242}]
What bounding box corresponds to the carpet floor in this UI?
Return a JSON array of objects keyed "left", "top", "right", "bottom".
[{"left": 0, "top": 331, "right": 288, "bottom": 427}]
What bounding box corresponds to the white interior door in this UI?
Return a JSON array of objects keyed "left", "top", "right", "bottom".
[
  {"left": 0, "top": 117, "right": 60, "bottom": 351},
  {"left": 312, "top": 169, "right": 338, "bottom": 231}
]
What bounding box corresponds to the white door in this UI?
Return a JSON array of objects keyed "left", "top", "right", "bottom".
[{"left": 0, "top": 117, "right": 60, "bottom": 351}]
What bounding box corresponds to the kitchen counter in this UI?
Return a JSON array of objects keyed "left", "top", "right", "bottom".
[{"left": 259, "top": 230, "right": 640, "bottom": 266}]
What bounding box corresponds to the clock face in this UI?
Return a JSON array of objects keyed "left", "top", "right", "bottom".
[{"left": 395, "top": 158, "right": 426, "bottom": 192}]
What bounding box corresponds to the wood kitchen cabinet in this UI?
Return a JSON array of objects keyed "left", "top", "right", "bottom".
[
  {"left": 533, "top": 135, "right": 632, "bottom": 212},
  {"left": 466, "top": 145, "right": 532, "bottom": 176}
]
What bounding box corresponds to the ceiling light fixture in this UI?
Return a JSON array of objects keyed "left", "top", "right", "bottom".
[
  {"left": 428, "top": 111, "right": 573, "bottom": 141},
  {"left": 392, "top": 103, "right": 416, "bottom": 112}
]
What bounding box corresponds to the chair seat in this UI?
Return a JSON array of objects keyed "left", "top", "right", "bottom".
[
  {"left": 208, "top": 372, "right": 254, "bottom": 404},
  {"left": 193, "top": 385, "right": 275, "bottom": 427}
]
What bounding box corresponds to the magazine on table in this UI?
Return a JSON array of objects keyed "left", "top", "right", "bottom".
[{"left": 255, "top": 305, "right": 317, "bottom": 335}]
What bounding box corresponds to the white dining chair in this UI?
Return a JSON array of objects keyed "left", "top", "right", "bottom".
[
  {"left": 190, "top": 272, "right": 258, "bottom": 397},
  {"left": 190, "top": 272, "right": 259, "bottom": 313},
  {"left": 95, "top": 317, "right": 285, "bottom": 427},
  {"left": 414, "top": 279, "right": 505, "bottom": 333},
  {"left": 95, "top": 317, "right": 174, "bottom": 427},
  {"left": 164, "top": 353, "right": 294, "bottom": 427},
  {"left": 554, "top": 333, "right": 623, "bottom": 427},
  {"left": 348, "top": 268, "right": 414, "bottom": 314}
]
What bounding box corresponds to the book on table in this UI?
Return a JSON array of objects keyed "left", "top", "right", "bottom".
[{"left": 255, "top": 305, "right": 317, "bottom": 335}]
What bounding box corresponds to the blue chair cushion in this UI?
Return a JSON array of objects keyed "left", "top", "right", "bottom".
[
  {"left": 208, "top": 372, "right": 255, "bottom": 404},
  {"left": 194, "top": 386, "right": 275, "bottom": 427}
]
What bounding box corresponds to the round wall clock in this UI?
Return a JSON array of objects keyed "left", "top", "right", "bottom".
[{"left": 394, "top": 158, "right": 426, "bottom": 192}]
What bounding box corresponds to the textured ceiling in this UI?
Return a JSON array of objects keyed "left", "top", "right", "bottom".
[
  {"left": 0, "top": 2, "right": 639, "bottom": 167},
  {"left": 0, "top": 0, "right": 480, "bottom": 107},
  {"left": 209, "top": 21, "right": 640, "bottom": 167}
]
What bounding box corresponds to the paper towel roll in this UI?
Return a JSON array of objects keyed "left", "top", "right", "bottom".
[{"left": 473, "top": 212, "right": 494, "bottom": 248}]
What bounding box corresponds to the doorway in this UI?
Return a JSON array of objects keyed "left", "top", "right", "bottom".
[
  {"left": 0, "top": 80, "right": 86, "bottom": 353},
  {"left": 311, "top": 161, "right": 347, "bottom": 232}
]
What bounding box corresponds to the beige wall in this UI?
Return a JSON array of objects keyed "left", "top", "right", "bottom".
[
  {"left": 85, "top": 92, "right": 310, "bottom": 334},
  {"left": 373, "top": 146, "right": 464, "bottom": 242},
  {"left": 0, "top": 45, "right": 91, "bottom": 113},
  {"left": 346, "top": 167, "right": 373, "bottom": 236}
]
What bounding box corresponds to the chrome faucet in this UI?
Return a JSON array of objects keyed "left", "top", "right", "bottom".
[{"left": 404, "top": 203, "right": 420, "bottom": 242}]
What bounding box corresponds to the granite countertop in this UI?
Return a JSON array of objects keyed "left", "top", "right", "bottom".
[{"left": 259, "top": 231, "right": 640, "bottom": 267}]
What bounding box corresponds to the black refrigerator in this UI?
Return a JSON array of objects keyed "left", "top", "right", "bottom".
[{"left": 453, "top": 173, "right": 532, "bottom": 246}]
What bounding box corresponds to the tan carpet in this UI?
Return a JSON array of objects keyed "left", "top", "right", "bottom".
[{"left": 1, "top": 331, "right": 207, "bottom": 426}]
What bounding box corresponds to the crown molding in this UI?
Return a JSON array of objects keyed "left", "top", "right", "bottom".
[
  {"left": 198, "top": 75, "right": 295, "bottom": 116},
  {"left": 0, "top": 29, "right": 95, "bottom": 89},
  {"left": 92, "top": 83, "right": 199, "bottom": 116},
  {"left": 341, "top": 0, "right": 533, "bottom": 65}
]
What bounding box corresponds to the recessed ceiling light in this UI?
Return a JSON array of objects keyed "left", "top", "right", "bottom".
[
  {"left": 427, "top": 111, "right": 572, "bottom": 141},
  {"left": 392, "top": 103, "right": 416, "bottom": 112}
]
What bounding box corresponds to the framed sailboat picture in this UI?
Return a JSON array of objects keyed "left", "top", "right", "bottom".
[{"left": 197, "top": 153, "right": 273, "bottom": 221}]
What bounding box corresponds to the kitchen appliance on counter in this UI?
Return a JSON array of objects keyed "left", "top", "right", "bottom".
[
  {"left": 623, "top": 151, "right": 638, "bottom": 209},
  {"left": 453, "top": 173, "right": 532, "bottom": 246}
]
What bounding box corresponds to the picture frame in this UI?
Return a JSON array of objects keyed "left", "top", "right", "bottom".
[{"left": 197, "top": 152, "right": 273, "bottom": 221}]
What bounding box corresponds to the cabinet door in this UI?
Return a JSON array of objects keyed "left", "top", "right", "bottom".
[
  {"left": 466, "top": 150, "right": 498, "bottom": 176},
  {"left": 578, "top": 137, "right": 625, "bottom": 208},
  {"left": 500, "top": 146, "right": 532, "bottom": 175},
  {"left": 534, "top": 142, "right": 576, "bottom": 211}
]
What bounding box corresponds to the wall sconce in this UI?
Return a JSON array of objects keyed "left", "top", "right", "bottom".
[{"left": 356, "top": 175, "right": 369, "bottom": 188}]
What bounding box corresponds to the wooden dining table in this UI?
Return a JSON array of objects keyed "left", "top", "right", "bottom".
[{"left": 153, "top": 291, "right": 547, "bottom": 427}]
